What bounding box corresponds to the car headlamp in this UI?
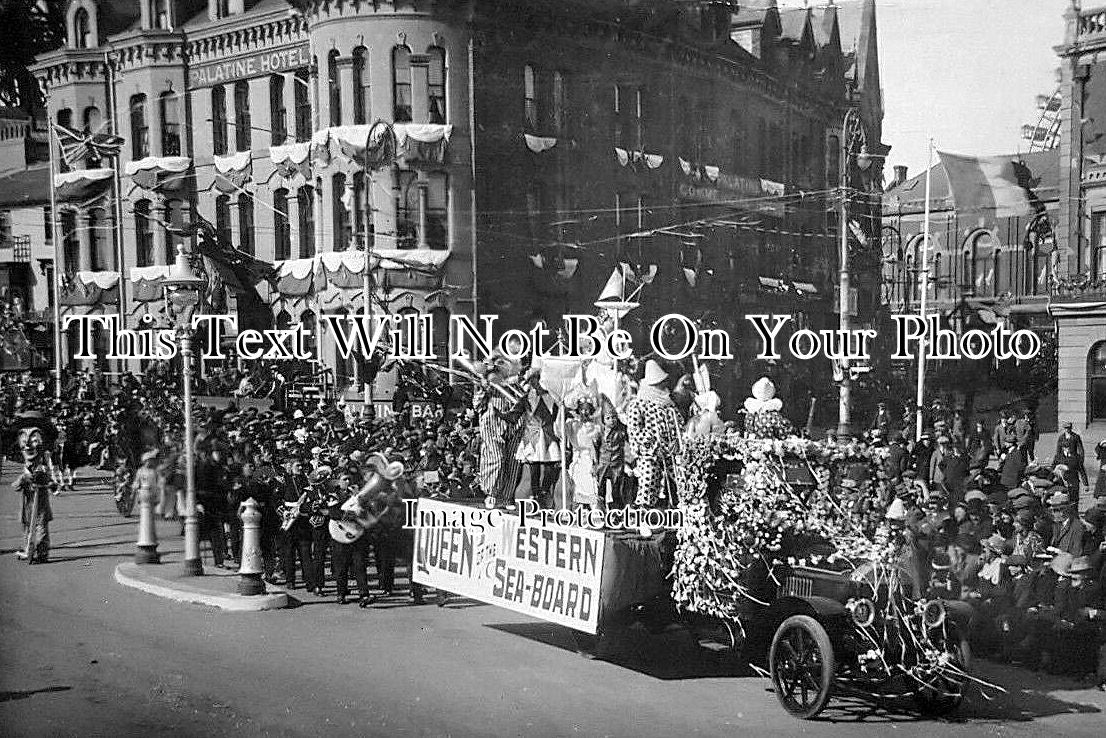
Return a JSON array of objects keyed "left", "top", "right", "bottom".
[
  {"left": 847, "top": 597, "right": 876, "bottom": 628},
  {"left": 922, "top": 599, "right": 946, "bottom": 629}
]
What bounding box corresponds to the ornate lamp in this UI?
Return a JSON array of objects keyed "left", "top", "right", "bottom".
[{"left": 163, "top": 245, "right": 207, "bottom": 576}]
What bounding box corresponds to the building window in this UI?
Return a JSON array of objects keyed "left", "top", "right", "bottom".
[
  {"left": 214, "top": 194, "right": 231, "bottom": 246},
  {"left": 524, "top": 64, "right": 538, "bottom": 131},
  {"left": 130, "top": 94, "right": 149, "bottom": 159},
  {"left": 294, "top": 68, "right": 311, "bottom": 142},
  {"left": 552, "top": 71, "right": 566, "bottom": 134},
  {"left": 88, "top": 208, "right": 105, "bottom": 270},
  {"left": 165, "top": 199, "right": 184, "bottom": 261},
  {"left": 159, "top": 92, "right": 180, "bottom": 156},
  {"left": 333, "top": 173, "right": 350, "bottom": 252},
  {"left": 60, "top": 210, "right": 78, "bottom": 272},
  {"left": 134, "top": 200, "right": 153, "bottom": 268},
  {"left": 56, "top": 109, "right": 73, "bottom": 172},
  {"left": 297, "top": 185, "right": 315, "bottom": 257},
  {"left": 426, "top": 173, "right": 448, "bottom": 250},
  {"left": 43, "top": 206, "right": 51, "bottom": 242},
  {"left": 393, "top": 46, "right": 412, "bottom": 122},
  {"left": 74, "top": 8, "right": 92, "bottom": 49},
  {"left": 274, "top": 188, "right": 290, "bottom": 260},
  {"left": 397, "top": 171, "right": 418, "bottom": 249},
  {"left": 269, "top": 75, "right": 286, "bottom": 145},
  {"left": 82, "top": 106, "right": 102, "bottom": 166},
  {"left": 1094, "top": 212, "right": 1106, "bottom": 280},
  {"left": 327, "top": 50, "right": 341, "bottom": 127},
  {"left": 1090, "top": 341, "right": 1106, "bottom": 422},
  {"left": 428, "top": 46, "right": 446, "bottom": 124},
  {"left": 967, "top": 231, "right": 995, "bottom": 295},
  {"left": 1026, "top": 215, "right": 1054, "bottom": 295},
  {"left": 352, "top": 171, "right": 369, "bottom": 247},
  {"left": 153, "top": 0, "right": 171, "bottom": 29},
  {"left": 212, "top": 86, "right": 227, "bottom": 155},
  {"left": 353, "top": 47, "right": 368, "bottom": 125},
  {"left": 234, "top": 81, "right": 251, "bottom": 151},
  {"left": 238, "top": 194, "right": 254, "bottom": 255}
]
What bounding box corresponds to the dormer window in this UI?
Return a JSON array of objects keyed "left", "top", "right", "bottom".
[{"left": 73, "top": 8, "right": 92, "bottom": 49}]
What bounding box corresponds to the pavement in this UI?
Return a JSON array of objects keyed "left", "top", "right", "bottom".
[{"left": 2, "top": 465, "right": 1106, "bottom": 737}]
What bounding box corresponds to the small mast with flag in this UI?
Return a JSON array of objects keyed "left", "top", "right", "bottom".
[
  {"left": 594, "top": 264, "right": 640, "bottom": 320},
  {"left": 51, "top": 124, "right": 125, "bottom": 169}
]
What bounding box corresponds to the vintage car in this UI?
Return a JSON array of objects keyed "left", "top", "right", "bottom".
[{"left": 575, "top": 442, "right": 975, "bottom": 721}]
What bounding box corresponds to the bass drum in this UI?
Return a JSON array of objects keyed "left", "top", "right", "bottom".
[{"left": 328, "top": 518, "right": 367, "bottom": 544}]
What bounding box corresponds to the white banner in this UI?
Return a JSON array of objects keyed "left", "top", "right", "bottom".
[{"left": 410, "top": 499, "right": 605, "bottom": 633}]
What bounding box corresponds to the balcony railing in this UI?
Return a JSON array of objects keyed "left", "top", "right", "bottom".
[
  {"left": 1079, "top": 6, "right": 1106, "bottom": 41},
  {"left": 1052, "top": 273, "right": 1106, "bottom": 303}
]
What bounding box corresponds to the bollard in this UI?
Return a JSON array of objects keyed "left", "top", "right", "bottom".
[
  {"left": 237, "top": 497, "right": 266, "bottom": 595},
  {"left": 134, "top": 467, "right": 160, "bottom": 565}
]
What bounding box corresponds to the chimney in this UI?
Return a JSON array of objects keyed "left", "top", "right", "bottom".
[{"left": 891, "top": 165, "right": 907, "bottom": 187}]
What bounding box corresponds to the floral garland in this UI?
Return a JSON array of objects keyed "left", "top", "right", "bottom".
[{"left": 671, "top": 433, "right": 896, "bottom": 622}]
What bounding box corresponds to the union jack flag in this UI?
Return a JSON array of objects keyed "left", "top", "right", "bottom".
[{"left": 52, "top": 123, "right": 125, "bottom": 169}]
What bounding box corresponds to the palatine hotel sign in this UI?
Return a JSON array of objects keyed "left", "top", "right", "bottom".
[{"left": 189, "top": 44, "right": 311, "bottom": 89}]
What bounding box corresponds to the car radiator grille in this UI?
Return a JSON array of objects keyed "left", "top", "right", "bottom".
[{"left": 783, "top": 576, "right": 814, "bottom": 598}]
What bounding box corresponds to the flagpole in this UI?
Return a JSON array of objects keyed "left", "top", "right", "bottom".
[
  {"left": 915, "top": 138, "right": 934, "bottom": 442},
  {"left": 106, "top": 52, "right": 127, "bottom": 331},
  {"left": 47, "top": 126, "right": 63, "bottom": 400}
]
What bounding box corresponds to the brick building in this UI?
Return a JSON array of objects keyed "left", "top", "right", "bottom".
[
  {"left": 27, "top": 0, "right": 884, "bottom": 403},
  {"left": 1053, "top": 1, "right": 1106, "bottom": 429}
]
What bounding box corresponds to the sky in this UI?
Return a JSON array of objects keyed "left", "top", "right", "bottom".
[{"left": 780, "top": 0, "right": 1069, "bottom": 177}]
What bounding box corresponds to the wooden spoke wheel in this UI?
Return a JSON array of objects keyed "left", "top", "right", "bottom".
[{"left": 769, "top": 615, "right": 835, "bottom": 719}]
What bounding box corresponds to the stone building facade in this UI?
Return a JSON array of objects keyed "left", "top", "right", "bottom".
[{"left": 27, "top": 0, "right": 884, "bottom": 404}]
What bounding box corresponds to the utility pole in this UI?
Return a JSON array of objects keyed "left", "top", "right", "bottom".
[{"left": 915, "top": 138, "right": 935, "bottom": 441}]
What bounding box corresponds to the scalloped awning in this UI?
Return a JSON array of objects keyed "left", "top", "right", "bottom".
[
  {"left": 53, "top": 168, "right": 113, "bottom": 202},
  {"left": 125, "top": 156, "right": 192, "bottom": 192},
  {"left": 213, "top": 151, "right": 253, "bottom": 193}
]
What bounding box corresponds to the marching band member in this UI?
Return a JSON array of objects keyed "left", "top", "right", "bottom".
[{"left": 278, "top": 456, "right": 316, "bottom": 590}]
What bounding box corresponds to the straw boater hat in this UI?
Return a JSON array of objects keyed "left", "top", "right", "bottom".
[
  {"left": 1048, "top": 490, "right": 1072, "bottom": 509},
  {"left": 744, "top": 377, "right": 783, "bottom": 414},
  {"left": 642, "top": 359, "right": 668, "bottom": 387}
]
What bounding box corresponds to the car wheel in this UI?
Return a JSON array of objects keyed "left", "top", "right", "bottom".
[{"left": 769, "top": 614, "right": 836, "bottom": 719}]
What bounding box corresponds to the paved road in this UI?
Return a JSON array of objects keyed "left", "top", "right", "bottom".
[{"left": 1, "top": 465, "right": 1104, "bottom": 737}]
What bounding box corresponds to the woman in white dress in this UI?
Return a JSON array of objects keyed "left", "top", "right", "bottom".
[{"left": 566, "top": 393, "right": 602, "bottom": 510}]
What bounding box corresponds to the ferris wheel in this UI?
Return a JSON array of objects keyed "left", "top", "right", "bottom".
[{"left": 1022, "top": 87, "right": 1062, "bottom": 153}]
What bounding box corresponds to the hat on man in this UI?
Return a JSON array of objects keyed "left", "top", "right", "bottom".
[
  {"left": 986, "top": 490, "right": 1006, "bottom": 507},
  {"left": 1062, "top": 420, "right": 1073, "bottom": 429},
  {"left": 1031, "top": 466, "right": 1053, "bottom": 481},
  {"left": 1071, "top": 556, "right": 1094, "bottom": 574},
  {"left": 293, "top": 409, "right": 305, "bottom": 420},
  {"left": 1030, "top": 476, "right": 1053, "bottom": 490},
  {"left": 349, "top": 450, "right": 365, "bottom": 463},
  {"left": 965, "top": 488, "right": 987, "bottom": 503},
  {"left": 953, "top": 531, "right": 982, "bottom": 554},
  {"left": 1013, "top": 496, "right": 1036, "bottom": 512},
  {"left": 931, "top": 550, "right": 953, "bottom": 571},
  {"left": 1048, "top": 490, "right": 1072, "bottom": 508},
  {"left": 643, "top": 360, "right": 669, "bottom": 387}
]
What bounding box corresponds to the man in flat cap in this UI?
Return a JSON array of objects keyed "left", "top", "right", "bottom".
[{"left": 1054, "top": 421, "right": 1089, "bottom": 505}]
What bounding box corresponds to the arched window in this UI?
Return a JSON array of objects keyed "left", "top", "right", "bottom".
[
  {"left": 211, "top": 86, "right": 227, "bottom": 155},
  {"left": 332, "top": 173, "right": 350, "bottom": 252},
  {"left": 73, "top": 8, "right": 92, "bottom": 49},
  {"left": 327, "top": 50, "right": 341, "bottom": 127},
  {"left": 426, "top": 172, "right": 449, "bottom": 250},
  {"left": 60, "top": 210, "right": 78, "bottom": 272},
  {"left": 396, "top": 170, "right": 418, "bottom": 249},
  {"left": 274, "top": 188, "right": 290, "bottom": 260},
  {"left": 82, "top": 106, "right": 102, "bottom": 166},
  {"left": 214, "top": 194, "right": 231, "bottom": 246},
  {"left": 352, "top": 171, "right": 368, "bottom": 248},
  {"left": 275, "top": 310, "right": 292, "bottom": 330},
  {"left": 992, "top": 247, "right": 1002, "bottom": 297},
  {"left": 1094, "top": 212, "right": 1106, "bottom": 280},
  {"left": 159, "top": 92, "right": 180, "bottom": 156},
  {"left": 332, "top": 307, "right": 353, "bottom": 390},
  {"left": 352, "top": 47, "right": 368, "bottom": 125},
  {"left": 238, "top": 193, "right": 254, "bottom": 255},
  {"left": 1089, "top": 341, "right": 1106, "bottom": 422},
  {"left": 294, "top": 68, "right": 311, "bottom": 142},
  {"left": 1026, "top": 215, "right": 1055, "bottom": 295},
  {"left": 432, "top": 306, "right": 450, "bottom": 358},
  {"left": 297, "top": 185, "right": 315, "bottom": 257},
  {"left": 234, "top": 81, "right": 251, "bottom": 151},
  {"left": 269, "top": 75, "right": 286, "bottom": 145},
  {"left": 392, "top": 46, "right": 412, "bottom": 122},
  {"left": 523, "top": 64, "right": 538, "bottom": 131},
  {"left": 965, "top": 231, "right": 995, "bottom": 296},
  {"left": 130, "top": 94, "right": 148, "bottom": 159},
  {"left": 427, "top": 46, "right": 446, "bottom": 124},
  {"left": 134, "top": 200, "right": 153, "bottom": 267}
]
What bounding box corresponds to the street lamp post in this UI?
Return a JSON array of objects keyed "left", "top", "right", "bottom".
[
  {"left": 838, "top": 108, "right": 872, "bottom": 439},
  {"left": 163, "top": 245, "right": 207, "bottom": 576}
]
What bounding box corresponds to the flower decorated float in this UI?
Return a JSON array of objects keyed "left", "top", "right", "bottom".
[{"left": 659, "top": 378, "right": 996, "bottom": 719}]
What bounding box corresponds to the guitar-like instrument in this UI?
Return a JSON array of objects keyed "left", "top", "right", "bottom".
[{"left": 328, "top": 453, "right": 405, "bottom": 544}]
